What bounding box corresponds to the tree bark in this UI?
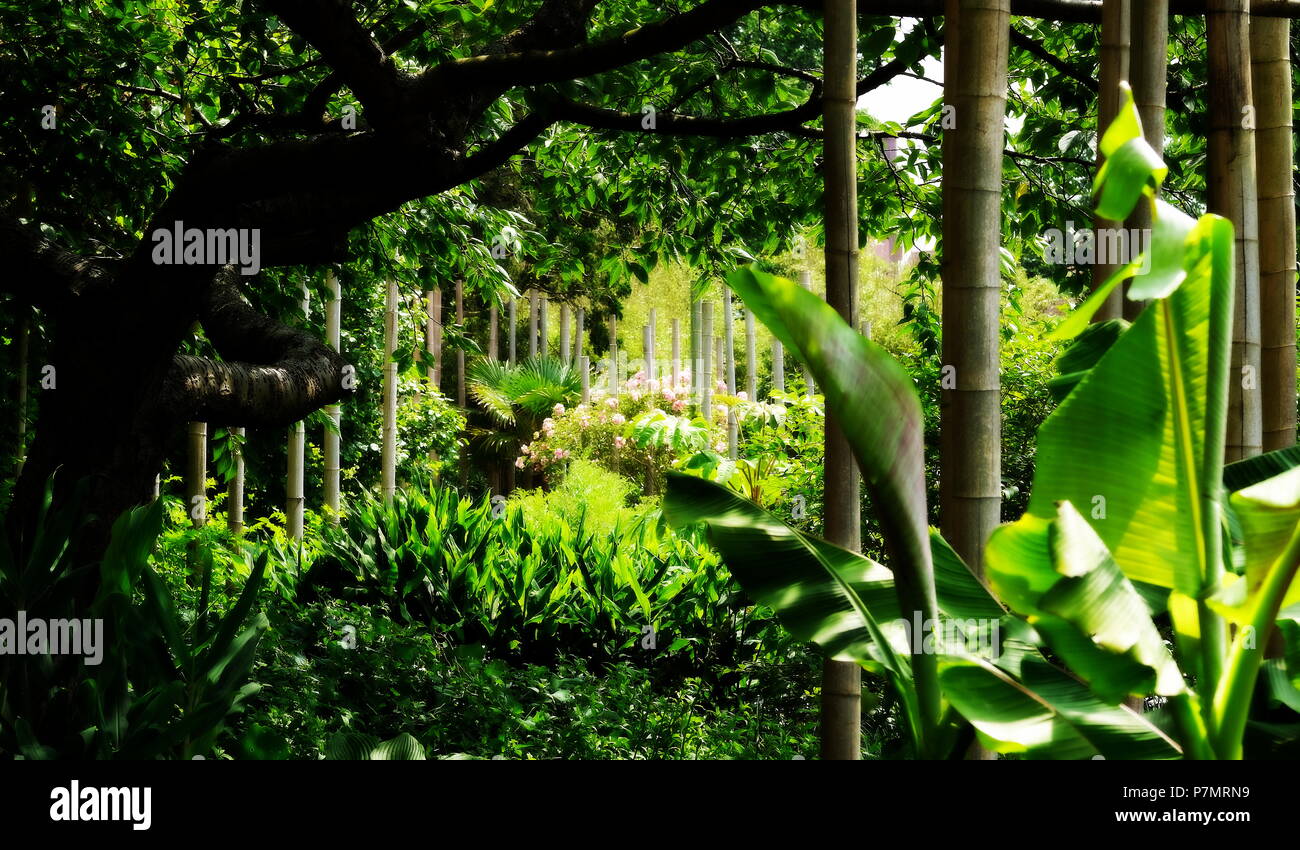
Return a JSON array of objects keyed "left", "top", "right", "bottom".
[
  {"left": 820, "top": 0, "right": 862, "bottom": 761},
  {"left": 940, "top": 0, "right": 1007, "bottom": 574},
  {"left": 1092, "top": 0, "right": 1131, "bottom": 321},
  {"left": 228, "top": 426, "right": 245, "bottom": 534},
  {"left": 1252, "top": 16, "right": 1296, "bottom": 451},
  {"left": 1208, "top": 0, "right": 1262, "bottom": 461},
  {"left": 382, "top": 279, "right": 398, "bottom": 504},
  {"left": 1124, "top": 0, "right": 1168, "bottom": 320},
  {"left": 325, "top": 269, "right": 342, "bottom": 520}
]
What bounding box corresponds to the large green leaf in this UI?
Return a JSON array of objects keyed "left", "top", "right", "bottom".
[
  {"left": 725, "top": 265, "right": 942, "bottom": 738},
  {"left": 940, "top": 656, "right": 1181, "bottom": 759},
  {"left": 986, "top": 501, "right": 1185, "bottom": 702},
  {"left": 1211, "top": 467, "right": 1300, "bottom": 624}
]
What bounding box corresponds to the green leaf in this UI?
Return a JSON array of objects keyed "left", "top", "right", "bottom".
[
  {"left": 986, "top": 501, "right": 1185, "bottom": 701},
  {"left": 940, "top": 656, "right": 1181, "bottom": 759}
]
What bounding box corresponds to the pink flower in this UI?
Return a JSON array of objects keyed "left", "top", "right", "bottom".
[
  {"left": 648, "top": 379, "right": 660, "bottom": 393},
  {"left": 553, "top": 448, "right": 568, "bottom": 459},
  {"left": 715, "top": 380, "right": 726, "bottom": 393},
  {"left": 672, "top": 399, "right": 686, "bottom": 412},
  {"left": 634, "top": 370, "right": 646, "bottom": 381},
  {"left": 605, "top": 397, "right": 618, "bottom": 409},
  {"left": 737, "top": 391, "right": 749, "bottom": 402},
  {"left": 553, "top": 403, "right": 566, "bottom": 416},
  {"left": 614, "top": 436, "right": 627, "bottom": 449},
  {"left": 580, "top": 417, "right": 592, "bottom": 428},
  {"left": 515, "top": 456, "right": 526, "bottom": 469},
  {"left": 611, "top": 413, "right": 626, "bottom": 425},
  {"left": 662, "top": 388, "right": 676, "bottom": 401}
]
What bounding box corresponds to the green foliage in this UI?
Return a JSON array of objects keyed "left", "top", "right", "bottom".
[
  {"left": 667, "top": 89, "right": 1300, "bottom": 759},
  {"left": 305, "top": 483, "right": 790, "bottom": 671},
  {"left": 0, "top": 482, "right": 266, "bottom": 759}
]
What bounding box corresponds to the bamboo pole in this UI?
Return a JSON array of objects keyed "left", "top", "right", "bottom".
[
  {"left": 700, "top": 300, "right": 713, "bottom": 419},
  {"left": 560, "top": 303, "right": 572, "bottom": 365},
  {"left": 325, "top": 268, "right": 342, "bottom": 521},
  {"left": 539, "top": 293, "right": 549, "bottom": 358},
  {"left": 940, "top": 0, "right": 1008, "bottom": 575},
  {"left": 821, "top": 0, "right": 864, "bottom": 761},
  {"left": 382, "top": 279, "right": 398, "bottom": 504},
  {"left": 287, "top": 420, "right": 305, "bottom": 540},
  {"left": 671, "top": 318, "right": 681, "bottom": 390},
  {"left": 580, "top": 355, "right": 590, "bottom": 404},
  {"left": 1208, "top": 0, "right": 1262, "bottom": 461},
  {"left": 228, "top": 427, "right": 245, "bottom": 534},
  {"left": 428, "top": 289, "right": 442, "bottom": 388},
  {"left": 1124, "top": 0, "right": 1168, "bottom": 320},
  {"left": 648, "top": 307, "right": 657, "bottom": 381},
  {"left": 642, "top": 325, "right": 653, "bottom": 383},
  {"left": 508, "top": 297, "right": 518, "bottom": 365},
  {"left": 529, "top": 290, "right": 539, "bottom": 359},
  {"left": 187, "top": 421, "right": 207, "bottom": 528},
  {"left": 455, "top": 279, "right": 466, "bottom": 408},
  {"left": 1253, "top": 16, "right": 1296, "bottom": 451},
  {"left": 745, "top": 308, "right": 757, "bottom": 401},
  {"left": 576, "top": 307, "right": 585, "bottom": 365},
  {"left": 488, "top": 300, "right": 499, "bottom": 361},
  {"left": 286, "top": 283, "right": 310, "bottom": 540},
  {"left": 690, "top": 298, "right": 703, "bottom": 406},
  {"left": 724, "top": 291, "right": 738, "bottom": 459},
  {"left": 1091, "top": 0, "right": 1131, "bottom": 321}
]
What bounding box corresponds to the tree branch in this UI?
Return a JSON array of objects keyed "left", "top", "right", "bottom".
[
  {"left": 162, "top": 266, "right": 350, "bottom": 427},
  {"left": 0, "top": 214, "right": 116, "bottom": 311}
]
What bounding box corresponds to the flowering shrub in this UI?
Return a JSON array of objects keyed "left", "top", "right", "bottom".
[{"left": 518, "top": 368, "right": 722, "bottom": 494}]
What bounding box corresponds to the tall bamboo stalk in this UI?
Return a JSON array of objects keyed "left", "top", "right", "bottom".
[
  {"left": 580, "top": 355, "right": 590, "bottom": 404},
  {"left": 671, "top": 318, "right": 681, "bottom": 389},
  {"left": 529, "top": 290, "right": 539, "bottom": 359},
  {"left": 287, "top": 283, "right": 310, "bottom": 540},
  {"left": 455, "top": 279, "right": 466, "bottom": 408},
  {"left": 821, "top": 0, "right": 863, "bottom": 761},
  {"left": 1253, "top": 16, "right": 1296, "bottom": 451},
  {"left": 228, "top": 427, "right": 245, "bottom": 534},
  {"left": 648, "top": 307, "right": 657, "bottom": 380},
  {"left": 1124, "top": 0, "right": 1168, "bottom": 320},
  {"left": 560, "top": 303, "right": 572, "bottom": 364},
  {"left": 798, "top": 271, "right": 816, "bottom": 396},
  {"left": 576, "top": 307, "right": 585, "bottom": 365},
  {"left": 508, "top": 297, "right": 518, "bottom": 365},
  {"left": 187, "top": 421, "right": 206, "bottom": 528},
  {"left": 287, "top": 420, "right": 305, "bottom": 540},
  {"left": 382, "top": 279, "right": 398, "bottom": 504},
  {"left": 539, "top": 293, "right": 549, "bottom": 358},
  {"left": 325, "top": 268, "right": 342, "bottom": 521},
  {"left": 488, "top": 301, "right": 499, "bottom": 361},
  {"left": 700, "top": 301, "right": 713, "bottom": 419},
  {"left": 1208, "top": 0, "right": 1262, "bottom": 461},
  {"left": 940, "top": 0, "right": 1008, "bottom": 574},
  {"left": 745, "top": 309, "right": 757, "bottom": 400},
  {"left": 724, "top": 291, "right": 738, "bottom": 459},
  {"left": 690, "top": 298, "right": 703, "bottom": 405},
  {"left": 428, "top": 289, "right": 442, "bottom": 388},
  {"left": 1092, "top": 0, "right": 1131, "bottom": 321},
  {"left": 643, "top": 325, "right": 653, "bottom": 381}
]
